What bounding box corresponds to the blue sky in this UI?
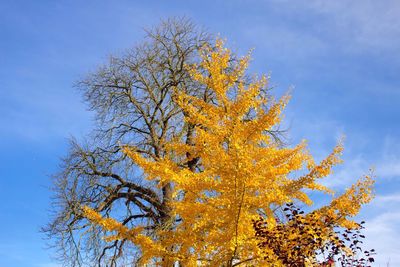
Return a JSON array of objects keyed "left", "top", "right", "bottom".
[{"left": 1, "top": 0, "right": 399, "bottom": 266}]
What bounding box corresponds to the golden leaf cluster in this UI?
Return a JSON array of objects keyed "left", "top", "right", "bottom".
[{"left": 82, "top": 39, "right": 374, "bottom": 266}]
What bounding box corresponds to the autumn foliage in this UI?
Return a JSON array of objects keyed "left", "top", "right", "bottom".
[
  {"left": 82, "top": 39, "right": 374, "bottom": 266},
  {"left": 253, "top": 203, "right": 376, "bottom": 266}
]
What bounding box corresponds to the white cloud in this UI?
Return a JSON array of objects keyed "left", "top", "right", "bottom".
[
  {"left": 323, "top": 146, "right": 400, "bottom": 189},
  {"left": 336, "top": 192, "right": 400, "bottom": 266},
  {"left": 376, "top": 136, "right": 400, "bottom": 179},
  {"left": 363, "top": 211, "right": 400, "bottom": 266},
  {"left": 292, "top": 129, "right": 400, "bottom": 188},
  {"left": 373, "top": 193, "right": 400, "bottom": 206},
  {"left": 377, "top": 160, "right": 400, "bottom": 179},
  {"left": 278, "top": 0, "right": 400, "bottom": 53}
]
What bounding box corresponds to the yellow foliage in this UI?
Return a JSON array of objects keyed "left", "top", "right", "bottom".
[{"left": 82, "top": 39, "right": 374, "bottom": 266}]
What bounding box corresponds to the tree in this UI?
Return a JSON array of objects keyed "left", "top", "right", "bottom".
[
  {"left": 253, "top": 203, "right": 376, "bottom": 266},
  {"left": 43, "top": 18, "right": 216, "bottom": 266},
  {"left": 81, "top": 39, "right": 374, "bottom": 266}
]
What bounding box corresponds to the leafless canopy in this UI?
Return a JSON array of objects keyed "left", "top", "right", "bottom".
[{"left": 43, "top": 17, "right": 213, "bottom": 267}]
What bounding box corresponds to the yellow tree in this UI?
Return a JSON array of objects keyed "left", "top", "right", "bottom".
[{"left": 83, "top": 39, "right": 374, "bottom": 266}]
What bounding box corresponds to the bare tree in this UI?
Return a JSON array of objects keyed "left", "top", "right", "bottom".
[{"left": 43, "top": 17, "right": 213, "bottom": 267}]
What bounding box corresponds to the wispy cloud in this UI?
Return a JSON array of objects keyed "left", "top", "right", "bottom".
[
  {"left": 287, "top": 116, "right": 400, "bottom": 188},
  {"left": 270, "top": 0, "right": 400, "bottom": 54},
  {"left": 373, "top": 193, "right": 400, "bottom": 206},
  {"left": 322, "top": 143, "right": 400, "bottom": 189},
  {"left": 363, "top": 210, "right": 400, "bottom": 266},
  {"left": 376, "top": 136, "right": 400, "bottom": 179}
]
